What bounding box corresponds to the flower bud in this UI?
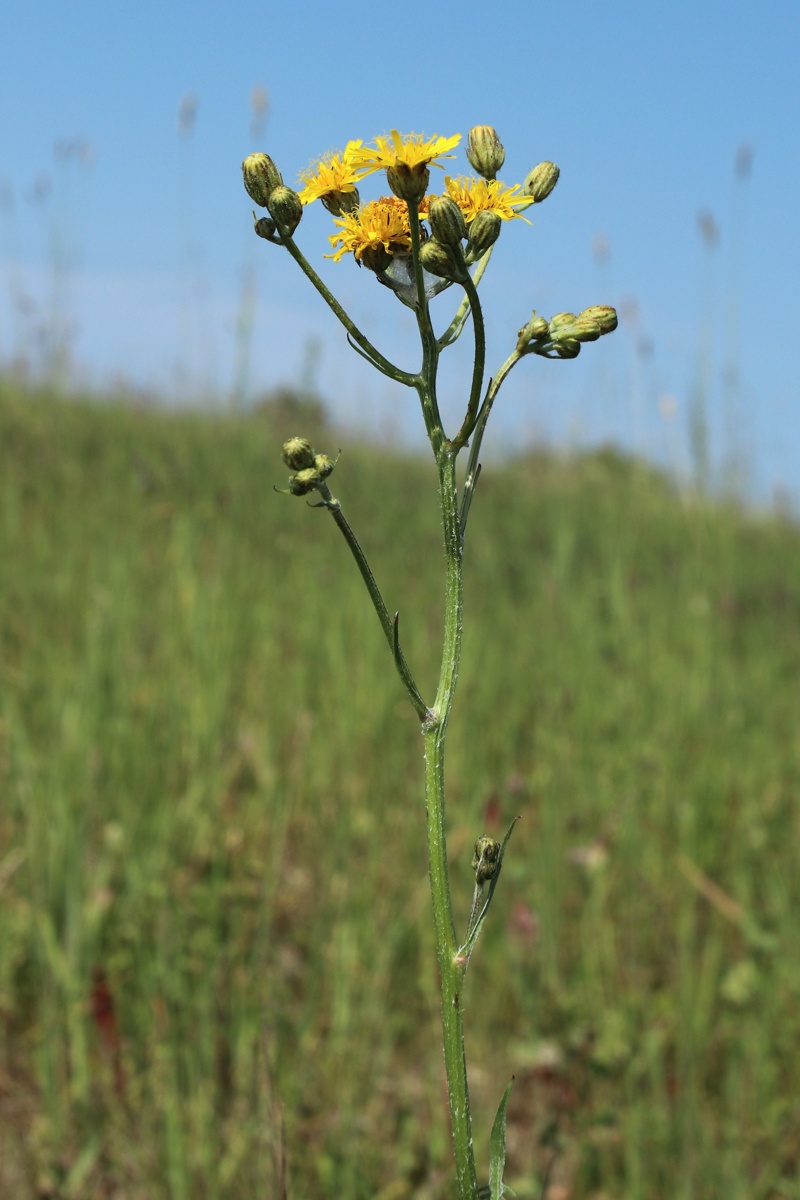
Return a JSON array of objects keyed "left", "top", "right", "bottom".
[
  {"left": 466, "top": 210, "right": 502, "bottom": 255},
  {"left": 554, "top": 338, "right": 581, "bottom": 359},
  {"left": 472, "top": 835, "right": 501, "bottom": 885},
  {"left": 242, "top": 153, "right": 283, "bottom": 207},
  {"left": 282, "top": 437, "right": 316, "bottom": 471},
  {"left": 254, "top": 216, "right": 276, "bottom": 241},
  {"left": 288, "top": 467, "right": 322, "bottom": 496},
  {"left": 466, "top": 126, "right": 506, "bottom": 180},
  {"left": 516, "top": 312, "right": 551, "bottom": 352},
  {"left": 314, "top": 453, "right": 335, "bottom": 480},
  {"left": 428, "top": 195, "right": 467, "bottom": 247},
  {"left": 386, "top": 163, "right": 430, "bottom": 204},
  {"left": 580, "top": 305, "right": 618, "bottom": 334},
  {"left": 267, "top": 186, "right": 303, "bottom": 235},
  {"left": 419, "top": 239, "right": 461, "bottom": 280},
  {"left": 549, "top": 311, "right": 577, "bottom": 330},
  {"left": 572, "top": 315, "right": 602, "bottom": 342},
  {"left": 522, "top": 161, "right": 560, "bottom": 203}
]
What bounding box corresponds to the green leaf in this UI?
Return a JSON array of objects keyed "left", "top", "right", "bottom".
[{"left": 489, "top": 1076, "right": 514, "bottom": 1200}]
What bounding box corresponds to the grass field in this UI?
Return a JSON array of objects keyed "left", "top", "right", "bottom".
[{"left": 1, "top": 382, "right": 799, "bottom": 1199}]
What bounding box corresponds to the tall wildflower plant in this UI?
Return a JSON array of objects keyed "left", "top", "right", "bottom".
[{"left": 242, "top": 126, "right": 617, "bottom": 1199}]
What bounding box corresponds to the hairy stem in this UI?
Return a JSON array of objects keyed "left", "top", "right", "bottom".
[{"left": 424, "top": 448, "right": 478, "bottom": 1200}]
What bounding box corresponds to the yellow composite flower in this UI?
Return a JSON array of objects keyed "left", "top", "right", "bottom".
[
  {"left": 326, "top": 195, "right": 428, "bottom": 263},
  {"left": 349, "top": 130, "right": 461, "bottom": 179},
  {"left": 443, "top": 175, "right": 533, "bottom": 223},
  {"left": 298, "top": 141, "right": 363, "bottom": 205}
]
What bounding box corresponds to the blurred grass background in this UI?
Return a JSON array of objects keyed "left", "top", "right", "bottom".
[{"left": 1, "top": 380, "right": 800, "bottom": 1199}]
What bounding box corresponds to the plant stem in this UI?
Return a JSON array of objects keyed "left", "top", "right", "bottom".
[
  {"left": 423, "top": 447, "right": 478, "bottom": 1200},
  {"left": 316, "top": 483, "right": 429, "bottom": 720}
]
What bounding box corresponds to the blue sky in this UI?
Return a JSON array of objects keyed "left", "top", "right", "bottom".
[{"left": 1, "top": 0, "right": 798, "bottom": 501}]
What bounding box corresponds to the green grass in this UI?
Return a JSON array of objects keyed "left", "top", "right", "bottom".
[{"left": 1, "top": 381, "right": 800, "bottom": 1199}]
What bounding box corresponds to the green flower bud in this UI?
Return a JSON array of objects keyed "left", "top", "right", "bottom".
[
  {"left": 466, "top": 210, "right": 502, "bottom": 254},
  {"left": 267, "top": 185, "right": 303, "bottom": 235},
  {"left": 419, "top": 239, "right": 461, "bottom": 280},
  {"left": 516, "top": 312, "right": 551, "bottom": 352},
  {"left": 254, "top": 215, "right": 276, "bottom": 241},
  {"left": 466, "top": 126, "right": 506, "bottom": 180},
  {"left": 522, "top": 161, "right": 560, "bottom": 203},
  {"left": 580, "top": 305, "right": 618, "bottom": 334},
  {"left": 549, "top": 311, "right": 577, "bottom": 330},
  {"left": 572, "top": 315, "right": 602, "bottom": 342},
  {"left": 386, "top": 163, "right": 430, "bottom": 204},
  {"left": 472, "top": 835, "right": 501, "bottom": 885},
  {"left": 282, "top": 437, "right": 316, "bottom": 471},
  {"left": 554, "top": 338, "right": 581, "bottom": 359},
  {"left": 288, "top": 467, "right": 321, "bottom": 496},
  {"left": 242, "top": 153, "right": 283, "bottom": 207},
  {"left": 428, "top": 195, "right": 468, "bottom": 247},
  {"left": 314, "top": 453, "right": 335, "bottom": 480}
]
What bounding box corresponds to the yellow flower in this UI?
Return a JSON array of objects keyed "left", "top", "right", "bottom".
[
  {"left": 443, "top": 175, "right": 533, "bottom": 223},
  {"left": 326, "top": 196, "right": 427, "bottom": 265},
  {"left": 298, "top": 141, "right": 363, "bottom": 206},
  {"left": 349, "top": 131, "right": 461, "bottom": 179}
]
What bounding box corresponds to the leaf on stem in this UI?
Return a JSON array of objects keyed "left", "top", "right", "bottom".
[{"left": 489, "top": 1077, "right": 515, "bottom": 1200}]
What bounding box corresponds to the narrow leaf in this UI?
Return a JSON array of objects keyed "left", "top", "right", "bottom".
[{"left": 489, "top": 1076, "right": 514, "bottom": 1200}]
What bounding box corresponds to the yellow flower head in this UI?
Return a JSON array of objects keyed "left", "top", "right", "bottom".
[
  {"left": 327, "top": 196, "right": 428, "bottom": 266},
  {"left": 298, "top": 141, "right": 363, "bottom": 206},
  {"left": 443, "top": 175, "right": 533, "bottom": 224},
  {"left": 349, "top": 131, "right": 461, "bottom": 179}
]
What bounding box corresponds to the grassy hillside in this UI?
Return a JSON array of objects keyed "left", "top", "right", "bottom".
[{"left": 1, "top": 383, "right": 799, "bottom": 1199}]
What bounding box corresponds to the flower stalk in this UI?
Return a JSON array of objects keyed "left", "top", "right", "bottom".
[{"left": 247, "top": 125, "right": 616, "bottom": 1199}]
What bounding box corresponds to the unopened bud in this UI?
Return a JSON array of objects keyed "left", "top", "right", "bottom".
[
  {"left": 314, "top": 453, "right": 335, "bottom": 480},
  {"left": 428, "top": 195, "right": 467, "bottom": 247},
  {"left": 554, "top": 338, "right": 581, "bottom": 359},
  {"left": 242, "top": 153, "right": 283, "bottom": 207},
  {"left": 472, "top": 836, "right": 501, "bottom": 885},
  {"left": 386, "top": 163, "right": 430, "bottom": 204},
  {"left": 254, "top": 216, "right": 276, "bottom": 241},
  {"left": 267, "top": 186, "right": 303, "bottom": 235},
  {"left": 580, "top": 305, "right": 618, "bottom": 334},
  {"left": 572, "top": 315, "right": 602, "bottom": 342},
  {"left": 419, "top": 239, "right": 461, "bottom": 280},
  {"left": 549, "top": 311, "right": 577, "bottom": 330},
  {"left": 522, "top": 161, "right": 560, "bottom": 203},
  {"left": 282, "top": 437, "right": 316, "bottom": 471},
  {"left": 516, "top": 312, "right": 551, "bottom": 352},
  {"left": 466, "top": 126, "right": 506, "bottom": 180},
  {"left": 466, "top": 210, "right": 502, "bottom": 255},
  {"left": 288, "top": 468, "right": 322, "bottom": 496}
]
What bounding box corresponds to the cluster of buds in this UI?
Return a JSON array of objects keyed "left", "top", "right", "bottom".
[
  {"left": 516, "top": 305, "right": 618, "bottom": 359},
  {"left": 243, "top": 152, "right": 303, "bottom": 238},
  {"left": 280, "top": 436, "right": 337, "bottom": 496}
]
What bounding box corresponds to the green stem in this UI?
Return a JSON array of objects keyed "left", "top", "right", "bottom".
[
  {"left": 316, "top": 484, "right": 429, "bottom": 721},
  {"left": 423, "top": 448, "right": 478, "bottom": 1200},
  {"left": 460, "top": 346, "right": 523, "bottom": 536},
  {"left": 279, "top": 234, "right": 416, "bottom": 385},
  {"left": 449, "top": 270, "right": 486, "bottom": 451}
]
